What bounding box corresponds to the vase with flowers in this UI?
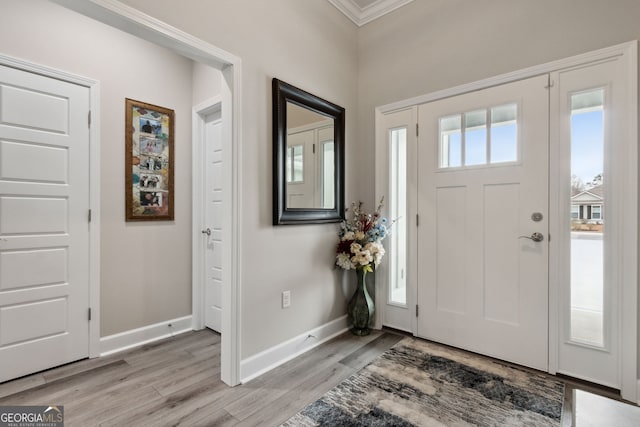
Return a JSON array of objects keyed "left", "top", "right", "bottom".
[{"left": 336, "top": 199, "right": 390, "bottom": 336}]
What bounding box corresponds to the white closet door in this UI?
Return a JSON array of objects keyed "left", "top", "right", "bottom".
[{"left": 0, "top": 64, "right": 90, "bottom": 382}]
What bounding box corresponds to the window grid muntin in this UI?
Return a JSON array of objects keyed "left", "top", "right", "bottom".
[{"left": 439, "top": 103, "right": 518, "bottom": 169}]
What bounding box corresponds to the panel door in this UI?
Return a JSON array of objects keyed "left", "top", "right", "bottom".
[
  {"left": 204, "top": 112, "right": 223, "bottom": 332},
  {"left": 416, "top": 75, "right": 549, "bottom": 370},
  {"left": 0, "top": 64, "right": 90, "bottom": 382}
]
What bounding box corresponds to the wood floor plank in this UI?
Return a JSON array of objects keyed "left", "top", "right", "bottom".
[
  {"left": 100, "top": 376, "right": 237, "bottom": 427},
  {"left": 41, "top": 352, "right": 127, "bottom": 383},
  {"left": 182, "top": 331, "right": 222, "bottom": 356},
  {"left": 64, "top": 385, "right": 163, "bottom": 426},
  {"left": 248, "top": 330, "right": 380, "bottom": 384},
  {"left": 0, "top": 373, "right": 45, "bottom": 399},
  {"left": 0, "top": 360, "right": 129, "bottom": 406},
  {"left": 338, "top": 330, "right": 405, "bottom": 370},
  {"left": 234, "top": 361, "right": 354, "bottom": 426},
  {"left": 8, "top": 348, "right": 200, "bottom": 408},
  {"left": 66, "top": 349, "right": 212, "bottom": 409},
  {"left": 174, "top": 407, "right": 238, "bottom": 427},
  {"left": 151, "top": 355, "right": 221, "bottom": 397},
  {"left": 225, "top": 333, "right": 388, "bottom": 422}
]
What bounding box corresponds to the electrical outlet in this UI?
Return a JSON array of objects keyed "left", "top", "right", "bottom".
[{"left": 282, "top": 290, "right": 291, "bottom": 308}]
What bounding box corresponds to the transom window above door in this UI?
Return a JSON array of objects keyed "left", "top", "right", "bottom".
[{"left": 439, "top": 103, "right": 518, "bottom": 169}]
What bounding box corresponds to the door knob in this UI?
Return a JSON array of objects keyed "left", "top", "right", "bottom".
[
  {"left": 519, "top": 232, "right": 544, "bottom": 242},
  {"left": 201, "top": 228, "right": 211, "bottom": 236}
]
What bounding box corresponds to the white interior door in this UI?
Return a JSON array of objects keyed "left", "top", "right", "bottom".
[
  {"left": 204, "top": 111, "right": 223, "bottom": 333},
  {"left": 417, "top": 75, "right": 549, "bottom": 370},
  {"left": 0, "top": 64, "right": 90, "bottom": 382}
]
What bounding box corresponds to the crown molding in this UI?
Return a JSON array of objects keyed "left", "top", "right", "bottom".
[{"left": 328, "top": 0, "right": 414, "bottom": 27}]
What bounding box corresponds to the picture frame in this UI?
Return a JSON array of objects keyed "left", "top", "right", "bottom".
[{"left": 125, "top": 98, "right": 175, "bottom": 221}]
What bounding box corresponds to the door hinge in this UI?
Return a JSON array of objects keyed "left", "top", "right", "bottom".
[
  {"left": 88, "top": 110, "right": 91, "bottom": 128},
  {"left": 416, "top": 123, "right": 419, "bottom": 137},
  {"left": 313, "top": 143, "right": 315, "bottom": 154},
  {"left": 416, "top": 214, "right": 419, "bottom": 227},
  {"left": 415, "top": 304, "right": 419, "bottom": 317},
  {"left": 88, "top": 209, "right": 92, "bottom": 223},
  {"left": 88, "top": 308, "right": 92, "bottom": 321}
]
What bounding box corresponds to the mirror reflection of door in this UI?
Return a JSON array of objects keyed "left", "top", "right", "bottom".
[{"left": 286, "top": 102, "right": 335, "bottom": 209}]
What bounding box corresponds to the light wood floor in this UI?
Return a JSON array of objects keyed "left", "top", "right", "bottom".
[
  {"left": 0, "top": 329, "right": 405, "bottom": 426},
  {"left": 2, "top": 328, "right": 639, "bottom": 426}
]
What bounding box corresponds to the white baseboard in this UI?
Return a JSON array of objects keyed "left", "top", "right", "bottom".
[
  {"left": 100, "top": 315, "right": 193, "bottom": 357},
  {"left": 240, "top": 315, "right": 349, "bottom": 383}
]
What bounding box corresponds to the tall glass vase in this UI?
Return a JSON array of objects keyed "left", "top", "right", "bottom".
[{"left": 348, "top": 267, "right": 375, "bottom": 336}]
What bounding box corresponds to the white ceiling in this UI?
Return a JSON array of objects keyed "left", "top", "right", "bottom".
[{"left": 328, "top": 0, "right": 414, "bottom": 26}]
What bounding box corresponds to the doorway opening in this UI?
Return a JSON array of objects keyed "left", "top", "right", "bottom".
[{"left": 55, "top": 0, "right": 243, "bottom": 386}]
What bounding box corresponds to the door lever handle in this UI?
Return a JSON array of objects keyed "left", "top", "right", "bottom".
[
  {"left": 201, "top": 228, "right": 211, "bottom": 236},
  {"left": 518, "top": 232, "right": 544, "bottom": 242}
]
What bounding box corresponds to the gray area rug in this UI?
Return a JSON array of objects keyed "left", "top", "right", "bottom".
[{"left": 282, "top": 337, "right": 564, "bottom": 426}]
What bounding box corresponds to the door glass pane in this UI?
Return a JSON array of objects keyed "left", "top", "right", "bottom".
[
  {"left": 570, "top": 88, "right": 604, "bottom": 347},
  {"left": 464, "top": 110, "right": 487, "bottom": 166},
  {"left": 286, "top": 146, "right": 292, "bottom": 182},
  {"left": 490, "top": 104, "right": 518, "bottom": 163},
  {"left": 292, "top": 144, "right": 304, "bottom": 182},
  {"left": 439, "top": 104, "right": 519, "bottom": 169},
  {"left": 440, "top": 115, "right": 462, "bottom": 168},
  {"left": 322, "top": 141, "right": 334, "bottom": 208},
  {"left": 389, "top": 127, "right": 407, "bottom": 305}
]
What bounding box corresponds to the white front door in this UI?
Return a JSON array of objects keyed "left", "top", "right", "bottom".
[
  {"left": 417, "top": 75, "right": 549, "bottom": 370},
  {"left": 204, "top": 111, "right": 223, "bottom": 332},
  {"left": 0, "top": 64, "right": 90, "bottom": 382}
]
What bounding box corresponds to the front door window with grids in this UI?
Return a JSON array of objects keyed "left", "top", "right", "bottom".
[{"left": 440, "top": 104, "right": 518, "bottom": 169}]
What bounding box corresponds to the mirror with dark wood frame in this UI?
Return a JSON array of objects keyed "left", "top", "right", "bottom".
[{"left": 273, "top": 78, "right": 345, "bottom": 225}]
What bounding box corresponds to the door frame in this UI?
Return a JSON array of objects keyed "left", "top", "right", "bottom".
[
  {"left": 374, "top": 41, "right": 638, "bottom": 402},
  {"left": 0, "top": 53, "right": 102, "bottom": 359},
  {"left": 54, "top": 0, "right": 244, "bottom": 386},
  {"left": 192, "top": 96, "right": 222, "bottom": 330}
]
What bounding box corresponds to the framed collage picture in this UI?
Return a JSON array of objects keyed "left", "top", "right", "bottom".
[{"left": 125, "top": 98, "right": 175, "bottom": 221}]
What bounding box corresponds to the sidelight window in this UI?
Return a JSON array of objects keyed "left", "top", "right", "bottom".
[
  {"left": 569, "top": 88, "right": 605, "bottom": 347},
  {"left": 389, "top": 126, "right": 407, "bottom": 305},
  {"left": 286, "top": 144, "right": 304, "bottom": 183}
]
